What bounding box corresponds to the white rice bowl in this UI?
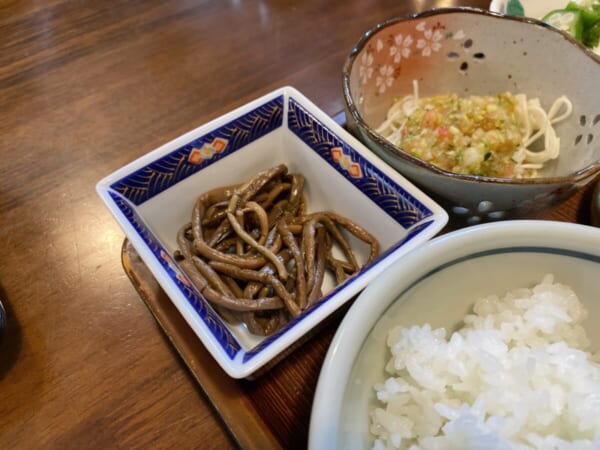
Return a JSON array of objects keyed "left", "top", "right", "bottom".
[
  {"left": 371, "top": 274, "right": 600, "bottom": 450},
  {"left": 308, "top": 221, "right": 600, "bottom": 450}
]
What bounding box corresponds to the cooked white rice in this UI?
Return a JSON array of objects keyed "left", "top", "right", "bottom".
[{"left": 370, "top": 274, "right": 600, "bottom": 450}]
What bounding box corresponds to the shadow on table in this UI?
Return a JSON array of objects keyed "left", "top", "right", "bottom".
[{"left": 0, "top": 282, "right": 22, "bottom": 379}]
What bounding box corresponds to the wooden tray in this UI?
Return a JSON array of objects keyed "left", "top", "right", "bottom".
[
  {"left": 120, "top": 103, "right": 597, "bottom": 448},
  {"left": 122, "top": 239, "right": 342, "bottom": 449},
  {"left": 121, "top": 186, "right": 596, "bottom": 450}
]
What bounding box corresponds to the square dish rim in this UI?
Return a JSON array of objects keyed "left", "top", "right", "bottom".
[{"left": 96, "top": 86, "right": 449, "bottom": 378}]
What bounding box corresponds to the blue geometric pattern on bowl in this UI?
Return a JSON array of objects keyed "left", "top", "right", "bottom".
[
  {"left": 105, "top": 92, "right": 441, "bottom": 363},
  {"left": 288, "top": 97, "right": 433, "bottom": 228},
  {"left": 110, "top": 95, "right": 285, "bottom": 205},
  {"left": 109, "top": 192, "right": 241, "bottom": 357}
]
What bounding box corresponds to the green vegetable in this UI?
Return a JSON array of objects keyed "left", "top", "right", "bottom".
[
  {"left": 566, "top": 1, "right": 600, "bottom": 28},
  {"left": 506, "top": 0, "right": 525, "bottom": 16},
  {"left": 566, "top": 1, "right": 600, "bottom": 48},
  {"left": 541, "top": 1, "right": 600, "bottom": 49},
  {"left": 542, "top": 9, "right": 584, "bottom": 41},
  {"left": 584, "top": 19, "right": 600, "bottom": 47}
]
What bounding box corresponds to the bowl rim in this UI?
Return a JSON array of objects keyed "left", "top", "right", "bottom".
[
  {"left": 342, "top": 6, "right": 600, "bottom": 186},
  {"left": 308, "top": 219, "right": 600, "bottom": 449}
]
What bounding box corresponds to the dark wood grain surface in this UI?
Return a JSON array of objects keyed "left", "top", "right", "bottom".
[{"left": 1, "top": 1, "right": 596, "bottom": 449}]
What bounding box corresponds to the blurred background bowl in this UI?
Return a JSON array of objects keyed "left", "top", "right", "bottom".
[
  {"left": 490, "top": 0, "right": 566, "bottom": 18},
  {"left": 343, "top": 7, "right": 600, "bottom": 225},
  {"left": 309, "top": 220, "right": 600, "bottom": 449},
  {"left": 489, "top": 0, "right": 600, "bottom": 56}
]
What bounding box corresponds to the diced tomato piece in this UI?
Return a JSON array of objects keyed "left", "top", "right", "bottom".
[{"left": 437, "top": 126, "right": 452, "bottom": 140}]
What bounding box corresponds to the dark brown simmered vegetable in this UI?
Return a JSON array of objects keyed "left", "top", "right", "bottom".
[{"left": 174, "top": 164, "right": 380, "bottom": 336}]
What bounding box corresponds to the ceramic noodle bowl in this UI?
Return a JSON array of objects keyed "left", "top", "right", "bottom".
[{"left": 343, "top": 7, "right": 600, "bottom": 224}]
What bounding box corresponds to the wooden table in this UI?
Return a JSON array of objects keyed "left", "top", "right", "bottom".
[{"left": 1, "top": 1, "right": 597, "bottom": 449}]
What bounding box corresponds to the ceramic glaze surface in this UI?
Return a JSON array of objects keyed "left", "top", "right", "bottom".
[
  {"left": 97, "top": 87, "right": 448, "bottom": 378},
  {"left": 344, "top": 8, "right": 600, "bottom": 224},
  {"left": 110, "top": 96, "right": 284, "bottom": 205},
  {"left": 309, "top": 221, "right": 600, "bottom": 449}
]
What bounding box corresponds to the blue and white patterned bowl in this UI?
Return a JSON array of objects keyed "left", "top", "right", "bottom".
[{"left": 96, "top": 87, "right": 448, "bottom": 378}]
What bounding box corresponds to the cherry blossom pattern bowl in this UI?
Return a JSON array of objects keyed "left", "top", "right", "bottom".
[{"left": 343, "top": 7, "right": 600, "bottom": 225}]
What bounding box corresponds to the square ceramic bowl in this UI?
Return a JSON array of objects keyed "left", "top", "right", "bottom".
[{"left": 96, "top": 87, "right": 448, "bottom": 378}]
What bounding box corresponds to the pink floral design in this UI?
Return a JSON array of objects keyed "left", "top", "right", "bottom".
[
  {"left": 356, "top": 19, "right": 469, "bottom": 94},
  {"left": 415, "top": 21, "right": 443, "bottom": 56},
  {"left": 359, "top": 50, "right": 374, "bottom": 85},
  {"left": 375, "top": 64, "right": 394, "bottom": 93},
  {"left": 389, "top": 33, "right": 413, "bottom": 64}
]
